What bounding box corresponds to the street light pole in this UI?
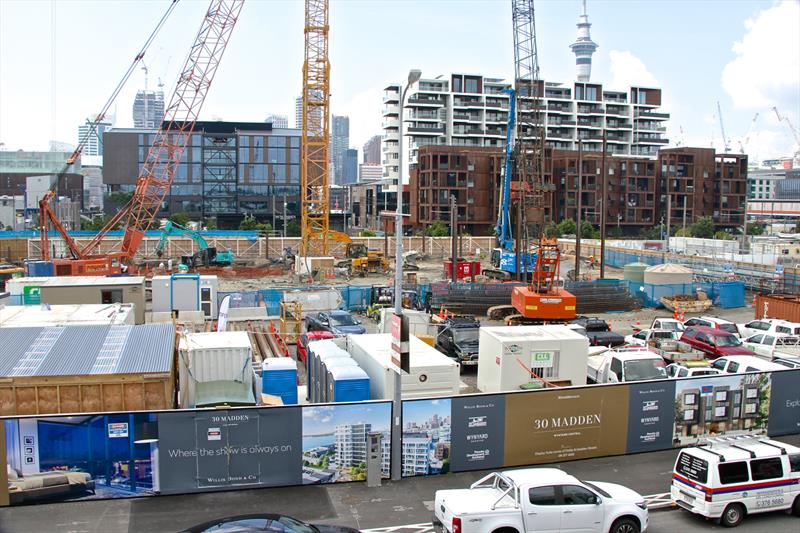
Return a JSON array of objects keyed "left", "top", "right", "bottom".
[{"left": 391, "top": 68, "right": 421, "bottom": 482}]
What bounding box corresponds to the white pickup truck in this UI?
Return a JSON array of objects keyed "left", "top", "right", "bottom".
[
  {"left": 742, "top": 333, "right": 800, "bottom": 360},
  {"left": 433, "top": 468, "right": 649, "bottom": 533},
  {"left": 587, "top": 347, "right": 667, "bottom": 384}
]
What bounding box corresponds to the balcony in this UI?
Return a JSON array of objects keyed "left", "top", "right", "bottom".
[
  {"left": 410, "top": 112, "right": 439, "bottom": 121},
  {"left": 407, "top": 97, "right": 443, "bottom": 106},
  {"left": 485, "top": 100, "right": 510, "bottom": 109},
  {"left": 549, "top": 119, "right": 576, "bottom": 126},
  {"left": 607, "top": 121, "right": 632, "bottom": 129},
  {"left": 636, "top": 124, "right": 667, "bottom": 132},
  {"left": 382, "top": 106, "right": 399, "bottom": 117},
  {"left": 635, "top": 136, "right": 669, "bottom": 144},
  {"left": 408, "top": 126, "right": 445, "bottom": 135},
  {"left": 454, "top": 99, "right": 483, "bottom": 108},
  {"left": 635, "top": 111, "right": 670, "bottom": 120},
  {"left": 452, "top": 127, "right": 484, "bottom": 136},
  {"left": 547, "top": 105, "right": 571, "bottom": 114},
  {"left": 453, "top": 114, "right": 481, "bottom": 123}
]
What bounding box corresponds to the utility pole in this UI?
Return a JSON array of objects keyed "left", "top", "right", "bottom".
[
  {"left": 272, "top": 195, "right": 276, "bottom": 231},
  {"left": 599, "top": 130, "right": 607, "bottom": 279},
  {"left": 682, "top": 196, "right": 687, "bottom": 236},
  {"left": 666, "top": 195, "right": 672, "bottom": 252},
  {"left": 450, "top": 194, "right": 458, "bottom": 283},
  {"left": 575, "top": 140, "right": 583, "bottom": 280}
]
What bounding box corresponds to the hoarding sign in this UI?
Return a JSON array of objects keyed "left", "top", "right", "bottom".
[
  {"left": 158, "top": 407, "right": 303, "bottom": 494},
  {"left": 390, "top": 312, "right": 409, "bottom": 373},
  {"left": 768, "top": 369, "right": 800, "bottom": 436},
  {"left": 450, "top": 395, "right": 505, "bottom": 472},
  {"left": 626, "top": 381, "right": 676, "bottom": 453},
  {"left": 504, "top": 386, "right": 628, "bottom": 466}
]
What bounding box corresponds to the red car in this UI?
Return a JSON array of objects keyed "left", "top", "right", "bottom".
[
  {"left": 297, "top": 330, "right": 337, "bottom": 363},
  {"left": 680, "top": 326, "right": 755, "bottom": 358}
]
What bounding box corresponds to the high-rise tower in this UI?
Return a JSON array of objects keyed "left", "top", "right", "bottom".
[{"left": 569, "top": 0, "right": 598, "bottom": 82}]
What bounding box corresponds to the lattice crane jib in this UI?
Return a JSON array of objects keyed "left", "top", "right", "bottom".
[
  {"left": 80, "top": 0, "right": 245, "bottom": 263},
  {"left": 511, "top": 0, "right": 546, "bottom": 225},
  {"left": 301, "top": 0, "right": 331, "bottom": 257}
]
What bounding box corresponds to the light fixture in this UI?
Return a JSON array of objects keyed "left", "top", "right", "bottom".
[
  {"left": 408, "top": 69, "right": 422, "bottom": 86},
  {"left": 134, "top": 421, "right": 159, "bottom": 444}
]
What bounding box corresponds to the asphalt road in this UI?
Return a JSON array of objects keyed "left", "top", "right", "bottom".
[{"left": 1, "top": 435, "right": 797, "bottom": 533}]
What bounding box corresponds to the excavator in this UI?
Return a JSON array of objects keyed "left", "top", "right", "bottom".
[
  {"left": 328, "top": 230, "right": 389, "bottom": 276},
  {"left": 154, "top": 220, "right": 234, "bottom": 268}
]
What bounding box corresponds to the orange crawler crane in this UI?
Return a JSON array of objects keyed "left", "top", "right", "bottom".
[{"left": 507, "top": 238, "right": 576, "bottom": 325}]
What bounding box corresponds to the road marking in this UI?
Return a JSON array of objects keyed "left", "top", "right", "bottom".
[{"left": 360, "top": 492, "right": 675, "bottom": 532}]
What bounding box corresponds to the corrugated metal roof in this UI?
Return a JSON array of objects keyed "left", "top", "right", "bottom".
[{"left": 0, "top": 323, "right": 174, "bottom": 377}]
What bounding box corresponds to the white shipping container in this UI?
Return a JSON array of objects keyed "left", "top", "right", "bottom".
[
  {"left": 283, "top": 288, "right": 342, "bottom": 316},
  {"left": 0, "top": 303, "right": 135, "bottom": 327},
  {"left": 152, "top": 274, "right": 219, "bottom": 319},
  {"left": 340, "top": 333, "right": 459, "bottom": 400},
  {"left": 178, "top": 331, "right": 254, "bottom": 408},
  {"left": 477, "top": 326, "right": 589, "bottom": 393}
]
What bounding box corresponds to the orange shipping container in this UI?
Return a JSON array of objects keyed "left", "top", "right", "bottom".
[{"left": 754, "top": 293, "right": 800, "bottom": 323}]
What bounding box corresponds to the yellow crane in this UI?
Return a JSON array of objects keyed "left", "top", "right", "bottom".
[{"left": 300, "top": 0, "right": 331, "bottom": 257}]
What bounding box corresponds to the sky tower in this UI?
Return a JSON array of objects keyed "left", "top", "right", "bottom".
[{"left": 569, "top": 0, "right": 598, "bottom": 82}]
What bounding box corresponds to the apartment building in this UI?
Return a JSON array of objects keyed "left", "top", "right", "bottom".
[
  {"left": 334, "top": 422, "right": 370, "bottom": 468},
  {"left": 382, "top": 73, "right": 670, "bottom": 188}
]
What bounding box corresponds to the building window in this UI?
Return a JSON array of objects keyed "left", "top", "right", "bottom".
[
  {"left": 465, "top": 78, "right": 479, "bottom": 94},
  {"left": 452, "top": 76, "right": 462, "bottom": 93}
]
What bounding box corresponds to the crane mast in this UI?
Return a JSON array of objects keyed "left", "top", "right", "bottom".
[{"left": 300, "top": 0, "right": 331, "bottom": 256}]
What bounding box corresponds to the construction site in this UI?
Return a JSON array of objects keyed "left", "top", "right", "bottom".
[{"left": 0, "top": 0, "right": 798, "bottom": 531}]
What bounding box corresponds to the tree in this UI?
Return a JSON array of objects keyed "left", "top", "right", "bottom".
[
  {"left": 425, "top": 220, "right": 449, "bottom": 237},
  {"left": 82, "top": 216, "right": 118, "bottom": 231},
  {"left": 746, "top": 222, "right": 764, "bottom": 236},
  {"left": 239, "top": 215, "right": 260, "bottom": 230},
  {"left": 557, "top": 218, "right": 577, "bottom": 236},
  {"left": 714, "top": 231, "right": 733, "bottom": 240},
  {"left": 359, "top": 229, "right": 376, "bottom": 237},
  {"left": 286, "top": 220, "right": 301, "bottom": 237},
  {"left": 640, "top": 225, "right": 663, "bottom": 240},
  {"left": 690, "top": 216, "right": 714, "bottom": 239},
  {"left": 580, "top": 220, "right": 598, "bottom": 239},
  {"left": 608, "top": 225, "right": 623, "bottom": 238},
  {"left": 205, "top": 218, "right": 218, "bottom": 230},
  {"left": 107, "top": 191, "right": 133, "bottom": 207},
  {"left": 3, "top": 226, "right": 11, "bottom": 231},
  {"left": 674, "top": 227, "right": 691, "bottom": 237},
  {"left": 168, "top": 212, "right": 190, "bottom": 227},
  {"left": 544, "top": 222, "right": 561, "bottom": 238}
]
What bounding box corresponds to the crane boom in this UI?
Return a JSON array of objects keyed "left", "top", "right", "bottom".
[
  {"left": 80, "top": 0, "right": 245, "bottom": 264},
  {"left": 717, "top": 100, "right": 731, "bottom": 153},
  {"left": 773, "top": 106, "right": 800, "bottom": 149},
  {"left": 300, "top": 0, "right": 331, "bottom": 256}
]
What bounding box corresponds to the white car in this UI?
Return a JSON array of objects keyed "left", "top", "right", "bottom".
[
  {"left": 433, "top": 468, "right": 649, "bottom": 533},
  {"left": 625, "top": 329, "right": 680, "bottom": 346},
  {"left": 742, "top": 333, "right": 800, "bottom": 359},
  {"left": 738, "top": 318, "right": 800, "bottom": 339},
  {"left": 683, "top": 316, "right": 740, "bottom": 336},
  {"left": 665, "top": 362, "right": 722, "bottom": 378}
]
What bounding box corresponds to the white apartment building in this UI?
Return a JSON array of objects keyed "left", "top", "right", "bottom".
[
  {"left": 748, "top": 168, "right": 794, "bottom": 200},
  {"left": 402, "top": 435, "right": 432, "bottom": 476},
  {"left": 335, "top": 422, "right": 370, "bottom": 467},
  {"left": 381, "top": 73, "right": 670, "bottom": 187}
]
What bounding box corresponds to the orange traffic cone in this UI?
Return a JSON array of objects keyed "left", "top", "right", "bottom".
[
  {"left": 673, "top": 308, "right": 679, "bottom": 320},
  {"left": 680, "top": 310, "right": 685, "bottom": 322}
]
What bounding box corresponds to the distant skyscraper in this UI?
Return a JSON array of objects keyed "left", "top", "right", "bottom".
[
  {"left": 331, "top": 116, "right": 350, "bottom": 185},
  {"left": 363, "top": 135, "right": 381, "bottom": 164},
  {"left": 570, "top": 0, "right": 599, "bottom": 82},
  {"left": 342, "top": 148, "right": 358, "bottom": 185},
  {"left": 77, "top": 117, "right": 113, "bottom": 157},
  {"left": 132, "top": 90, "right": 165, "bottom": 128},
  {"left": 295, "top": 96, "right": 303, "bottom": 129},
  {"left": 265, "top": 113, "right": 289, "bottom": 128}
]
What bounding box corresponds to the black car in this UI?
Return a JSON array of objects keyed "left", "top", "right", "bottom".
[
  {"left": 179, "top": 513, "right": 360, "bottom": 533},
  {"left": 570, "top": 316, "right": 625, "bottom": 347},
  {"left": 436, "top": 316, "right": 480, "bottom": 367}
]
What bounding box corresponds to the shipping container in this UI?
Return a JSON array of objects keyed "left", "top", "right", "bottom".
[
  {"left": 178, "top": 331, "right": 256, "bottom": 408},
  {"left": 261, "top": 357, "right": 298, "bottom": 405},
  {"left": 327, "top": 365, "right": 370, "bottom": 403},
  {"left": 0, "top": 303, "right": 135, "bottom": 327},
  {"left": 338, "top": 334, "right": 459, "bottom": 400},
  {"left": 25, "top": 260, "right": 54, "bottom": 277},
  {"left": 477, "top": 325, "right": 589, "bottom": 393},
  {"left": 754, "top": 293, "right": 800, "bottom": 323}
]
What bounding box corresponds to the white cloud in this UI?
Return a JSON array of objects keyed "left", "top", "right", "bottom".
[
  {"left": 721, "top": 1, "right": 800, "bottom": 110},
  {"left": 607, "top": 50, "right": 659, "bottom": 89}
]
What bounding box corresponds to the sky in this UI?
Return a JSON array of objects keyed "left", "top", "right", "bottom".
[{"left": 0, "top": 0, "right": 798, "bottom": 165}]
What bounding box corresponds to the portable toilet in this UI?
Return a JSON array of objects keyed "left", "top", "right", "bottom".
[
  {"left": 305, "top": 339, "right": 340, "bottom": 400},
  {"left": 328, "top": 365, "right": 370, "bottom": 402},
  {"left": 262, "top": 357, "right": 298, "bottom": 405},
  {"left": 314, "top": 348, "right": 351, "bottom": 403},
  {"left": 321, "top": 357, "right": 359, "bottom": 403}
]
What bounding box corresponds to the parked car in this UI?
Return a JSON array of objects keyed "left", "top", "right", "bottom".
[
  {"left": 738, "top": 318, "right": 800, "bottom": 339},
  {"left": 683, "top": 316, "right": 740, "bottom": 336},
  {"left": 571, "top": 316, "right": 626, "bottom": 347},
  {"left": 435, "top": 316, "right": 480, "bottom": 366},
  {"left": 433, "top": 468, "right": 649, "bottom": 533},
  {"left": 649, "top": 317, "right": 686, "bottom": 334},
  {"left": 625, "top": 328, "right": 680, "bottom": 346},
  {"left": 710, "top": 355, "right": 787, "bottom": 374},
  {"left": 680, "top": 326, "right": 755, "bottom": 358},
  {"left": 774, "top": 355, "right": 800, "bottom": 369},
  {"left": 305, "top": 310, "right": 366, "bottom": 335},
  {"left": 587, "top": 347, "right": 667, "bottom": 384},
  {"left": 179, "top": 513, "right": 360, "bottom": 533},
  {"left": 742, "top": 333, "right": 800, "bottom": 360},
  {"left": 665, "top": 360, "right": 722, "bottom": 378},
  {"left": 297, "top": 330, "right": 338, "bottom": 363}
]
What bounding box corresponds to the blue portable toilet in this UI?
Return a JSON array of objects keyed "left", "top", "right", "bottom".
[
  {"left": 314, "top": 348, "right": 350, "bottom": 403},
  {"left": 327, "top": 365, "right": 370, "bottom": 402},
  {"left": 262, "top": 357, "right": 298, "bottom": 405},
  {"left": 321, "top": 357, "right": 358, "bottom": 403}
]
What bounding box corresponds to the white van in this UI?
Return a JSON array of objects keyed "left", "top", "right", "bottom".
[
  {"left": 710, "top": 355, "right": 787, "bottom": 374},
  {"left": 671, "top": 436, "right": 800, "bottom": 527}
]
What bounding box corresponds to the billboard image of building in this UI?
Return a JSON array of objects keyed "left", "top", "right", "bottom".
[
  {"left": 301, "top": 403, "right": 391, "bottom": 484},
  {"left": 673, "top": 373, "right": 771, "bottom": 446},
  {"left": 402, "top": 399, "right": 452, "bottom": 477}
]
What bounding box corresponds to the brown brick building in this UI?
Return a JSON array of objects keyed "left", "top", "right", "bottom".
[{"left": 406, "top": 145, "right": 746, "bottom": 236}]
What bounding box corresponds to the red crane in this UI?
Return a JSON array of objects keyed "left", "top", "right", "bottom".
[{"left": 40, "top": 0, "right": 244, "bottom": 275}]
